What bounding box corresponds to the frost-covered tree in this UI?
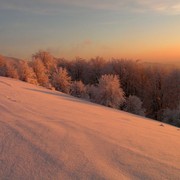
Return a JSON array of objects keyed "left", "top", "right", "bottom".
[
  {"left": 6, "top": 62, "right": 19, "bottom": 79},
  {"left": 52, "top": 67, "right": 71, "bottom": 94},
  {"left": 124, "top": 95, "right": 145, "bottom": 116},
  {"left": 70, "top": 80, "right": 87, "bottom": 98},
  {"left": 18, "top": 61, "right": 38, "bottom": 85},
  {"left": 32, "top": 58, "right": 50, "bottom": 87},
  {"left": 95, "top": 74, "right": 125, "bottom": 108},
  {"left": 33, "top": 51, "right": 56, "bottom": 79},
  {"left": 33, "top": 51, "right": 57, "bottom": 82}
]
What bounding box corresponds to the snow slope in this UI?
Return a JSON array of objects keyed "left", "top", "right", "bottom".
[{"left": 0, "top": 77, "right": 180, "bottom": 180}]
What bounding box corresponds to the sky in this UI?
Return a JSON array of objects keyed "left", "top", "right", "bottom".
[{"left": 0, "top": 0, "right": 180, "bottom": 64}]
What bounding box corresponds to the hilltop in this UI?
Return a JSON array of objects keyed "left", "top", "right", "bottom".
[{"left": 0, "top": 77, "right": 180, "bottom": 179}]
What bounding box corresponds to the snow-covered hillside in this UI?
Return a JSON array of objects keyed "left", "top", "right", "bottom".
[{"left": 0, "top": 77, "right": 180, "bottom": 180}]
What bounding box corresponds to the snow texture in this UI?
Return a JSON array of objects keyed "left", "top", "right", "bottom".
[{"left": 0, "top": 77, "right": 180, "bottom": 180}]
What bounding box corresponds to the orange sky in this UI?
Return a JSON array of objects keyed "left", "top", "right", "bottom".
[{"left": 0, "top": 0, "right": 180, "bottom": 64}]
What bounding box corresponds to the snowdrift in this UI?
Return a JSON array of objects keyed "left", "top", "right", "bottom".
[{"left": 0, "top": 77, "right": 180, "bottom": 179}]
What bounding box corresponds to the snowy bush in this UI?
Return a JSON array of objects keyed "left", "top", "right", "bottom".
[
  {"left": 6, "top": 62, "right": 19, "bottom": 79},
  {"left": 32, "top": 58, "right": 50, "bottom": 87},
  {"left": 18, "top": 61, "right": 38, "bottom": 85},
  {"left": 52, "top": 67, "right": 71, "bottom": 94},
  {"left": 95, "top": 74, "right": 125, "bottom": 108},
  {"left": 33, "top": 51, "right": 56, "bottom": 77},
  {"left": 124, "top": 95, "right": 145, "bottom": 116},
  {"left": 163, "top": 105, "right": 180, "bottom": 127},
  {"left": 70, "top": 80, "right": 87, "bottom": 98}
]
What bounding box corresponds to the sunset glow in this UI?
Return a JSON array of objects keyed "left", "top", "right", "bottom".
[
  {"left": 0, "top": 0, "right": 180, "bottom": 64},
  {"left": 1, "top": 1, "right": 180, "bottom": 178}
]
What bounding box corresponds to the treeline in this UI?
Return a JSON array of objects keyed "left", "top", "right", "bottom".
[{"left": 0, "top": 51, "right": 180, "bottom": 127}]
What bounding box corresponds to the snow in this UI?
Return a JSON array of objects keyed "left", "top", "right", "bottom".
[{"left": 0, "top": 77, "right": 180, "bottom": 180}]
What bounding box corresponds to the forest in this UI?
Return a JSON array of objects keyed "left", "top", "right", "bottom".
[{"left": 0, "top": 51, "right": 180, "bottom": 127}]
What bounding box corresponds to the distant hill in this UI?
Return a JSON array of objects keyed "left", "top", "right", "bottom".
[{"left": 0, "top": 54, "right": 22, "bottom": 64}]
